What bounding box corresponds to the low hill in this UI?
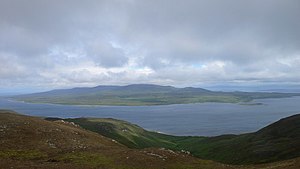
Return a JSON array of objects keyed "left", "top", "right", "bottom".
[
  {"left": 12, "top": 84, "right": 300, "bottom": 106},
  {"left": 45, "top": 117, "right": 181, "bottom": 149},
  {"left": 58, "top": 113, "right": 300, "bottom": 165}
]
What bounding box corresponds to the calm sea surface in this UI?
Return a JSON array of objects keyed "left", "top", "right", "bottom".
[{"left": 1, "top": 97, "right": 300, "bottom": 136}]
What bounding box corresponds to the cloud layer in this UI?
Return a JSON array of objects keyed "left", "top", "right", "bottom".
[{"left": 1, "top": 0, "right": 300, "bottom": 90}]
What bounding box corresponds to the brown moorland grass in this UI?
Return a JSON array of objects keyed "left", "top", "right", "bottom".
[{"left": 1, "top": 110, "right": 300, "bottom": 169}]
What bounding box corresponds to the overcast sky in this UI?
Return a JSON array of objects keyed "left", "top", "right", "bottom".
[{"left": 1, "top": 0, "right": 300, "bottom": 93}]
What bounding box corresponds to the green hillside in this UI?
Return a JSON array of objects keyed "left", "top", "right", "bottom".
[
  {"left": 1, "top": 109, "right": 300, "bottom": 168},
  {"left": 0, "top": 110, "right": 233, "bottom": 169},
  {"left": 56, "top": 114, "right": 300, "bottom": 164},
  {"left": 13, "top": 84, "right": 300, "bottom": 106}
]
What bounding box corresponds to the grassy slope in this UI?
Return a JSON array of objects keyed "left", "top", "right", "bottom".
[
  {"left": 178, "top": 114, "right": 300, "bottom": 164},
  {"left": 1, "top": 110, "right": 300, "bottom": 169},
  {"left": 13, "top": 84, "right": 300, "bottom": 105},
  {"left": 59, "top": 114, "right": 300, "bottom": 165},
  {"left": 0, "top": 110, "right": 236, "bottom": 169}
]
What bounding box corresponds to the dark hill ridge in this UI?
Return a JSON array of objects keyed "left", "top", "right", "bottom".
[
  {"left": 58, "top": 113, "right": 300, "bottom": 165},
  {"left": 255, "top": 114, "right": 300, "bottom": 138},
  {"left": 12, "top": 84, "right": 300, "bottom": 106},
  {"left": 190, "top": 113, "right": 300, "bottom": 164}
]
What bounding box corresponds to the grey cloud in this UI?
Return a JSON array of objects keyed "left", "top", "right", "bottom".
[
  {"left": 121, "top": 0, "right": 300, "bottom": 64},
  {"left": 86, "top": 41, "right": 128, "bottom": 67},
  {"left": 0, "top": 0, "right": 300, "bottom": 90}
]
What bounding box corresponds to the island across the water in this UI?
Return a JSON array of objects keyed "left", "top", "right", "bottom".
[{"left": 11, "top": 84, "right": 300, "bottom": 106}]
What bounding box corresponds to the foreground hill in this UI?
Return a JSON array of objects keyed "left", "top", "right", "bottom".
[
  {"left": 0, "top": 110, "right": 236, "bottom": 169},
  {"left": 1, "top": 110, "right": 300, "bottom": 168},
  {"left": 12, "top": 84, "right": 300, "bottom": 106},
  {"left": 56, "top": 113, "right": 300, "bottom": 165}
]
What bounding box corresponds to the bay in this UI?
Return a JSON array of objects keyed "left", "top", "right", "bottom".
[{"left": 0, "top": 97, "right": 300, "bottom": 136}]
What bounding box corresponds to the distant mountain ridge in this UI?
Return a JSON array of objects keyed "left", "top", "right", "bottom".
[
  {"left": 12, "top": 84, "right": 300, "bottom": 106},
  {"left": 27, "top": 84, "right": 211, "bottom": 95}
]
